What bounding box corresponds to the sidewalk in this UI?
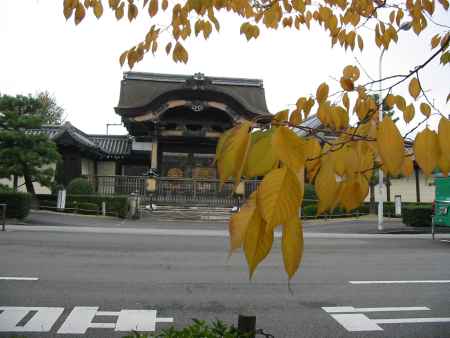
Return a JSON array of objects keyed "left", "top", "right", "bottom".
[{"left": 4, "top": 210, "right": 450, "bottom": 237}]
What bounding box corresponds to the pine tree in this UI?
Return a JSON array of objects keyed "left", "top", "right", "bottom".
[{"left": 0, "top": 94, "right": 61, "bottom": 195}]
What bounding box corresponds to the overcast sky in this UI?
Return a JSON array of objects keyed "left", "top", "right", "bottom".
[{"left": 1, "top": 0, "right": 448, "bottom": 135}]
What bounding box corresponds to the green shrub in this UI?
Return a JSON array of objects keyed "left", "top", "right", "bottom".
[
  {"left": 402, "top": 205, "right": 432, "bottom": 227},
  {"left": 123, "top": 319, "right": 245, "bottom": 338},
  {"left": 68, "top": 195, "right": 129, "bottom": 218},
  {"left": 0, "top": 192, "right": 32, "bottom": 219},
  {"left": 0, "top": 184, "right": 13, "bottom": 193},
  {"left": 303, "top": 204, "right": 317, "bottom": 217},
  {"left": 67, "top": 178, "right": 93, "bottom": 195},
  {"left": 72, "top": 201, "right": 99, "bottom": 215}
]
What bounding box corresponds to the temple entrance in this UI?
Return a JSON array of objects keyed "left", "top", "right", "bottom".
[{"left": 111, "top": 71, "right": 271, "bottom": 206}]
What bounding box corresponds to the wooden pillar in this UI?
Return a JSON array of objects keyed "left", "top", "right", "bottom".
[
  {"left": 386, "top": 175, "right": 391, "bottom": 202},
  {"left": 151, "top": 140, "right": 158, "bottom": 169},
  {"left": 415, "top": 166, "right": 421, "bottom": 203}
]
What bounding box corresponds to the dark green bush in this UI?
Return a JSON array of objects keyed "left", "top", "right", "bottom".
[
  {"left": 402, "top": 205, "right": 432, "bottom": 227},
  {"left": 123, "top": 319, "right": 245, "bottom": 338},
  {"left": 68, "top": 195, "right": 129, "bottom": 218},
  {"left": 67, "top": 178, "right": 93, "bottom": 195},
  {"left": 0, "top": 184, "right": 13, "bottom": 193},
  {"left": 72, "top": 201, "right": 99, "bottom": 215},
  {"left": 0, "top": 192, "right": 32, "bottom": 219}
]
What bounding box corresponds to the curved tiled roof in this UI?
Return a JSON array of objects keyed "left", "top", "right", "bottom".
[
  {"left": 27, "top": 123, "right": 132, "bottom": 159},
  {"left": 115, "top": 72, "right": 271, "bottom": 119}
]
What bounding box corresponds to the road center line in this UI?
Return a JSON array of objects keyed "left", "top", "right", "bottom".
[
  {"left": 374, "top": 317, "right": 450, "bottom": 324},
  {"left": 0, "top": 277, "right": 39, "bottom": 281},
  {"left": 349, "top": 280, "right": 450, "bottom": 284},
  {"left": 322, "top": 306, "right": 430, "bottom": 313}
]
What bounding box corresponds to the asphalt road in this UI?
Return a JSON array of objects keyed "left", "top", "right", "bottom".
[{"left": 0, "top": 215, "right": 449, "bottom": 338}]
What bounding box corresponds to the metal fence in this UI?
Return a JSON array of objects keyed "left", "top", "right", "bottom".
[{"left": 86, "top": 176, "right": 261, "bottom": 207}]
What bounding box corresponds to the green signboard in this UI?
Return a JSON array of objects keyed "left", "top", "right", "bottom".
[{"left": 433, "top": 176, "right": 450, "bottom": 227}]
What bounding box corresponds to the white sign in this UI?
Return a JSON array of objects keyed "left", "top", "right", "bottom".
[
  {"left": 0, "top": 306, "right": 173, "bottom": 334},
  {"left": 323, "top": 306, "right": 450, "bottom": 332}
]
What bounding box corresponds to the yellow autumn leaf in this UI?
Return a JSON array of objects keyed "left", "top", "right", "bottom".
[
  {"left": 395, "top": 95, "right": 406, "bottom": 111},
  {"left": 243, "top": 209, "right": 273, "bottom": 279},
  {"left": 316, "top": 82, "right": 329, "bottom": 103},
  {"left": 315, "top": 161, "right": 339, "bottom": 214},
  {"left": 244, "top": 130, "right": 277, "bottom": 178},
  {"left": 305, "top": 138, "right": 321, "bottom": 180},
  {"left": 272, "top": 126, "right": 306, "bottom": 172},
  {"left": 357, "top": 35, "right": 364, "bottom": 51},
  {"left": 438, "top": 117, "right": 450, "bottom": 162},
  {"left": 149, "top": 0, "right": 158, "bottom": 17},
  {"left": 342, "top": 65, "right": 360, "bottom": 81},
  {"left": 75, "top": 2, "right": 86, "bottom": 25},
  {"left": 438, "top": 155, "right": 449, "bottom": 177},
  {"left": 216, "top": 121, "right": 251, "bottom": 187},
  {"left": 289, "top": 109, "right": 302, "bottom": 125},
  {"left": 431, "top": 34, "right": 441, "bottom": 49},
  {"left": 119, "top": 50, "right": 128, "bottom": 66},
  {"left": 303, "top": 98, "right": 315, "bottom": 119},
  {"left": 273, "top": 109, "right": 289, "bottom": 123},
  {"left": 94, "top": 0, "right": 103, "bottom": 18},
  {"left": 414, "top": 127, "right": 440, "bottom": 176},
  {"left": 339, "top": 175, "right": 368, "bottom": 211},
  {"left": 340, "top": 77, "right": 354, "bottom": 91},
  {"left": 385, "top": 94, "right": 395, "bottom": 109},
  {"left": 401, "top": 156, "right": 414, "bottom": 177},
  {"left": 229, "top": 192, "right": 259, "bottom": 254},
  {"left": 256, "top": 166, "right": 303, "bottom": 230},
  {"left": 377, "top": 116, "right": 405, "bottom": 176},
  {"left": 215, "top": 128, "right": 233, "bottom": 163},
  {"left": 408, "top": 78, "right": 421, "bottom": 100},
  {"left": 282, "top": 216, "right": 304, "bottom": 280},
  {"left": 403, "top": 104, "right": 415, "bottom": 123},
  {"left": 420, "top": 102, "right": 431, "bottom": 118}
]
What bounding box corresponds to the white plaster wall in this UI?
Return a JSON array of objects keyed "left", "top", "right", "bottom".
[
  {"left": 365, "top": 172, "right": 435, "bottom": 203},
  {"left": 97, "top": 161, "right": 117, "bottom": 194},
  {"left": 81, "top": 158, "right": 95, "bottom": 176},
  {"left": 97, "top": 161, "right": 116, "bottom": 176}
]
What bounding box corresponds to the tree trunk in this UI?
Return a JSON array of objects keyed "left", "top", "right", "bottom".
[
  {"left": 23, "top": 169, "right": 35, "bottom": 195},
  {"left": 13, "top": 175, "right": 18, "bottom": 192},
  {"left": 386, "top": 175, "right": 391, "bottom": 202},
  {"left": 369, "top": 181, "right": 376, "bottom": 214}
]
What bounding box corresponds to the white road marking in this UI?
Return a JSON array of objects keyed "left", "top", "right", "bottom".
[
  {"left": 324, "top": 306, "right": 450, "bottom": 332},
  {"left": 349, "top": 280, "right": 450, "bottom": 284},
  {"left": 0, "top": 307, "right": 63, "bottom": 332},
  {"left": 0, "top": 277, "right": 39, "bottom": 281},
  {"left": 322, "top": 306, "right": 430, "bottom": 313},
  {"left": 374, "top": 317, "right": 450, "bottom": 324},
  {"left": 330, "top": 314, "right": 383, "bottom": 331},
  {"left": 57, "top": 306, "right": 174, "bottom": 334},
  {"left": 441, "top": 239, "right": 450, "bottom": 243}
]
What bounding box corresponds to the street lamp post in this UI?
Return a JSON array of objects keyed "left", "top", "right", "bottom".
[{"left": 377, "top": 21, "right": 411, "bottom": 231}]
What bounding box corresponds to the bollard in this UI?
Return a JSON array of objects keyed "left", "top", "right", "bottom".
[
  {"left": 101, "top": 202, "right": 106, "bottom": 216},
  {"left": 237, "top": 314, "right": 256, "bottom": 338},
  {"left": 1, "top": 204, "right": 6, "bottom": 232}
]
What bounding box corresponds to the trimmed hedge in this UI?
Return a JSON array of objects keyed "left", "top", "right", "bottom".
[
  {"left": 72, "top": 201, "right": 99, "bottom": 215},
  {"left": 302, "top": 203, "right": 370, "bottom": 218},
  {"left": 67, "top": 178, "right": 94, "bottom": 195},
  {"left": 68, "top": 195, "right": 129, "bottom": 218},
  {"left": 402, "top": 205, "right": 433, "bottom": 227},
  {"left": 36, "top": 194, "right": 129, "bottom": 218},
  {"left": 0, "top": 192, "right": 32, "bottom": 219}
]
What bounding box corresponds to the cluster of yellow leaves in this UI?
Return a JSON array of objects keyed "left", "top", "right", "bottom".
[
  {"left": 414, "top": 117, "right": 450, "bottom": 177},
  {"left": 63, "top": 0, "right": 450, "bottom": 72},
  {"left": 218, "top": 123, "right": 316, "bottom": 279}
]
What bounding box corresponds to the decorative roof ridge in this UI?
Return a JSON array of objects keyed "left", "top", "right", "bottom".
[{"left": 123, "top": 71, "right": 264, "bottom": 88}]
